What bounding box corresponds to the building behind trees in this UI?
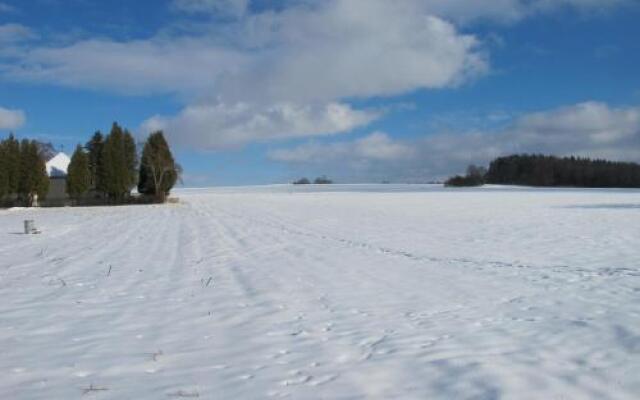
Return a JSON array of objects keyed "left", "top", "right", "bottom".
[{"left": 2, "top": 123, "right": 180, "bottom": 207}]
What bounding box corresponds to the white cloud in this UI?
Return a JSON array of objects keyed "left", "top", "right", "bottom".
[
  {"left": 0, "top": 0, "right": 632, "bottom": 151},
  {"left": 3, "top": 1, "right": 489, "bottom": 150},
  {"left": 269, "top": 132, "right": 415, "bottom": 163},
  {"left": 355, "top": 132, "right": 417, "bottom": 161},
  {"left": 4, "top": 38, "right": 249, "bottom": 96},
  {"left": 0, "top": 106, "right": 26, "bottom": 130},
  {"left": 269, "top": 102, "right": 640, "bottom": 181},
  {"left": 2, "top": 2, "right": 486, "bottom": 102},
  {"left": 416, "top": 102, "right": 640, "bottom": 176},
  {"left": 130, "top": 1, "right": 489, "bottom": 149},
  {"left": 225, "top": 3, "right": 487, "bottom": 103},
  {"left": 142, "top": 101, "right": 379, "bottom": 149},
  {"left": 515, "top": 102, "right": 640, "bottom": 144}
]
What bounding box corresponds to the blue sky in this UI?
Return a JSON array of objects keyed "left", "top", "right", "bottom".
[{"left": 1, "top": 0, "right": 639, "bottom": 186}]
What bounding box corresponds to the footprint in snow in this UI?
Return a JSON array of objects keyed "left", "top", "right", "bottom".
[
  {"left": 310, "top": 374, "right": 339, "bottom": 386},
  {"left": 281, "top": 372, "right": 311, "bottom": 386},
  {"left": 269, "top": 349, "right": 290, "bottom": 359}
]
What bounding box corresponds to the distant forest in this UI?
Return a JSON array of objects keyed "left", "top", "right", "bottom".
[{"left": 447, "top": 154, "right": 640, "bottom": 188}]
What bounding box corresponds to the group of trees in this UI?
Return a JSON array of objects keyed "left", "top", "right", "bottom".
[
  {"left": 66, "top": 123, "right": 137, "bottom": 201},
  {"left": 445, "top": 154, "right": 640, "bottom": 188},
  {"left": 0, "top": 135, "right": 49, "bottom": 206},
  {"left": 486, "top": 154, "right": 640, "bottom": 188},
  {"left": 293, "top": 176, "right": 334, "bottom": 185},
  {"left": 66, "top": 123, "right": 179, "bottom": 203},
  {"left": 1, "top": 124, "right": 179, "bottom": 207},
  {"left": 445, "top": 165, "right": 486, "bottom": 187}
]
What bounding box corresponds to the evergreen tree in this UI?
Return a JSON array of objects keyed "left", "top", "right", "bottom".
[
  {"left": 314, "top": 176, "right": 333, "bottom": 184},
  {"left": 17, "top": 139, "right": 49, "bottom": 206},
  {"left": 102, "top": 123, "right": 125, "bottom": 200},
  {"left": 102, "top": 123, "right": 137, "bottom": 201},
  {"left": 138, "top": 131, "right": 178, "bottom": 201},
  {"left": 293, "top": 177, "right": 310, "bottom": 185},
  {"left": 0, "top": 138, "right": 8, "bottom": 199},
  {"left": 4, "top": 134, "right": 21, "bottom": 194},
  {"left": 445, "top": 165, "right": 486, "bottom": 187},
  {"left": 66, "top": 144, "right": 91, "bottom": 200},
  {"left": 86, "top": 131, "right": 105, "bottom": 194},
  {"left": 123, "top": 129, "right": 138, "bottom": 189}
]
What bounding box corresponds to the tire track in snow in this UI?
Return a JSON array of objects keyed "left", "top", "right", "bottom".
[{"left": 179, "top": 199, "right": 394, "bottom": 397}]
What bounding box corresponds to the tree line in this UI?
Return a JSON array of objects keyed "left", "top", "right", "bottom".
[
  {"left": 0, "top": 135, "right": 49, "bottom": 206},
  {"left": 0, "top": 123, "right": 180, "bottom": 206},
  {"left": 292, "top": 176, "right": 334, "bottom": 185},
  {"left": 446, "top": 154, "right": 640, "bottom": 188},
  {"left": 486, "top": 154, "right": 640, "bottom": 187}
]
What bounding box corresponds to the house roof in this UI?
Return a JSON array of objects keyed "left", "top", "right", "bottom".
[{"left": 46, "top": 152, "right": 71, "bottom": 177}]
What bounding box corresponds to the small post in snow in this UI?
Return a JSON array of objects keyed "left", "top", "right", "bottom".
[{"left": 23, "top": 220, "right": 39, "bottom": 234}]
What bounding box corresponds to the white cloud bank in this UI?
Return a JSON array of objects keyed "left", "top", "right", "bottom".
[
  {"left": 1, "top": 1, "right": 488, "bottom": 149},
  {"left": 3, "top": 3, "right": 486, "bottom": 101},
  {"left": 142, "top": 102, "right": 379, "bottom": 149},
  {"left": 269, "top": 132, "right": 415, "bottom": 163},
  {"left": 269, "top": 102, "right": 640, "bottom": 181},
  {"left": 0, "top": 106, "right": 25, "bottom": 130},
  {"left": 0, "top": 0, "right": 632, "bottom": 150}
]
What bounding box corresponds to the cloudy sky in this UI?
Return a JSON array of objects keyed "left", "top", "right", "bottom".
[{"left": 0, "top": 0, "right": 639, "bottom": 185}]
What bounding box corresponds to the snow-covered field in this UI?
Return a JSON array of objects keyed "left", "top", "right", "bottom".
[{"left": 1, "top": 185, "right": 639, "bottom": 399}]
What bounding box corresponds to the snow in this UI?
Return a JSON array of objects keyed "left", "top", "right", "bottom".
[
  {"left": 0, "top": 185, "right": 639, "bottom": 399},
  {"left": 45, "top": 152, "right": 70, "bottom": 177}
]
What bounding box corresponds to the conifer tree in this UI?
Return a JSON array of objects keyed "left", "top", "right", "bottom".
[
  {"left": 102, "top": 123, "right": 137, "bottom": 201},
  {"left": 17, "top": 139, "right": 48, "bottom": 206},
  {"left": 4, "top": 134, "right": 21, "bottom": 194},
  {"left": 0, "top": 138, "right": 8, "bottom": 199},
  {"left": 66, "top": 144, "right": 91, "bottom": 200},
  {"left": 138, "top": 131, "right": 178, "bottom": 201},
  {"left": 86, "top": 131, "right": 105, "bottom": 194},
  {"left": 102, "top": 123, "right": 124, "bottom": 200},
  {"left": 123, "top": 129, "right": 138, "bottom": 189}
]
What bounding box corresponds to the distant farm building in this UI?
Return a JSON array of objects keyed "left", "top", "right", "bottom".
[{"left": 45, "top": 152, "right": 71, "bottom": 206}]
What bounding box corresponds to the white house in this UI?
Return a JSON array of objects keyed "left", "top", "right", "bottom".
[
  {"left": 46, "top": 152, "right": 71, "bottom": 177},
  {"left": 45, "top": 152, "right": 71, "bottom": 205}
]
